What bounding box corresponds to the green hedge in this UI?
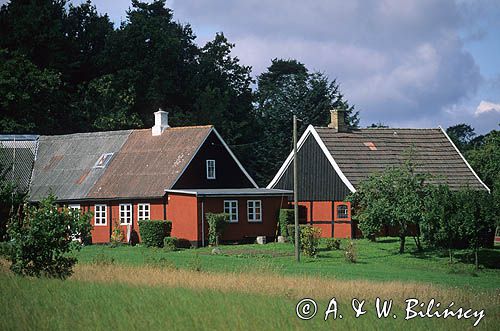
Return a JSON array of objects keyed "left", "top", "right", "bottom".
[
  {"left": 163, "top": 237, "right": 178, "bottom": 251},
  {"left": 138, "top": 220, "right": 172, "bottom": 247},
  {"left": 279, "top": 209, "right": 294, "bottom": 237}
]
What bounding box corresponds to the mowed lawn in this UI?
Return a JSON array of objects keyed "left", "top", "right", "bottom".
[
  {"left": 1, "top": 238, "right": 499, "bottom": 330},
  {"left": 75, "top": 238, "right": 500, "bottom": 289}
]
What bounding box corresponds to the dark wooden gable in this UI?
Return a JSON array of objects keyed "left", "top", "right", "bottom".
[
  {"left": 273, "top": 133, "right": 351, "bottom": 201},
  {"left": 173, "top": 131, "right": 254, "bottom": 189}
]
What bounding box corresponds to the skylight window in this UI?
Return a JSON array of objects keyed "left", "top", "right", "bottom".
[{"left": 94, "top": 153, "right": 114, "bottom": 168}]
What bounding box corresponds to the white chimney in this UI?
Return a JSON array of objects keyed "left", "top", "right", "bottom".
[{"left": 152, "top": 109, "right": 169, "bottom": 136}]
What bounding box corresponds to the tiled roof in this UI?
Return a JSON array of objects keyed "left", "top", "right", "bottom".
[
  {"left": 314, "top": 127, "right": 488, "bottom": 191},
  {"left": 87, "top": 126, "right": 213, "bottom": 199},
  {"left": 29, "top": 130, "right": 131, "bottom": 201}
]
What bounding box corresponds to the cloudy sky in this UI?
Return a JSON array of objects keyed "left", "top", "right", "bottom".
[{"left": 10, "top": 0, "right": 500, "bottom": 133}]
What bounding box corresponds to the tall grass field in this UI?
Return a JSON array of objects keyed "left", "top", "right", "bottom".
[{"left": 1, "top": 238, "right": 499, "bottom": 330}]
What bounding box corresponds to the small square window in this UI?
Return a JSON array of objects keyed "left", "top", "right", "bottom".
[
  {"left": 206, "top": 160, "right": 216, "bottom": 179},
  {"left": 337, "top": 205, "right": 349, "bottom": 219}
]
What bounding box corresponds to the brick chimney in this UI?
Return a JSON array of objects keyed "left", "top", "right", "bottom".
[
  {"left": 328, "top": 109, "right": 348, "bottom": 132},
  {"left": 152, "top": 108, "right": 169, "bottom": 136}
]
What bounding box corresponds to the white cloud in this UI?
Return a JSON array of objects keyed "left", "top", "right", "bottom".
[
  {"left": 170, "top": 0, "right": 485, "bottom": 128},
  {"left": 475, "top": 100, "right": 500, "bottom": 116}
]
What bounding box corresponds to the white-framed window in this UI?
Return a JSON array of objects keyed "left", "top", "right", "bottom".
[
  {"left": 120, "top": 203, "right": 132, "bottom": 225},
  {"left": 138, "top": 203, "right": 150, "bottom": 221},
  {"left": 337, "top": 204, "right": 349, "bottom": 219},
  {"left": 247, "top": 200, "right": 262, "bottom": 222},
  {"left": 94, "top": 204, "right": 107, "bottom": 226},
  {"left": 206, "top": 159, "right": 216, "bottom": 179},
  {"left": 224, "top": 200, "right": 238, "bottom": 223},
  {"left": 68, "top": 204, "right": 80, "bottom": 211}
]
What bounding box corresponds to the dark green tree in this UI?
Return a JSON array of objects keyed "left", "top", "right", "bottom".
[
  {"left": 253, "top": 59, "right": 357, "bottom": 185},
  {"left": 0, "top": 50, "right": 63, "bottom": 134},
  {"left": 446, "top": 123, "right": 478, "bottom": 152},
  {"left": 104, "top": 0, "right": 199, "bottom": 128}
]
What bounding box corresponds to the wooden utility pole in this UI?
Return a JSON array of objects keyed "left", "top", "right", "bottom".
[{"left": 293, "top": 115, "right": 300, "bottom": 262}]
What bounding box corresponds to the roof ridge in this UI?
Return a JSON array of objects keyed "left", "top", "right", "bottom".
[
  {"left": 314, "top": 126, "right": 440, "bottom": 131},
  {"left": 40, "top": 130, "right": 133, "bottom": 139},
  {"left": 132, "top": 125, "right": 214, "bottom": 133}
]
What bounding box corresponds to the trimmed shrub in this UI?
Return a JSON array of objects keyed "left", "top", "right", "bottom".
[
  {"left": 325, "top": 238, "right": 341, "bottom": 250},
  {"left": 138, "top": 220, "right": 172, "bottom": 248},
  {"left": 278, "top": 209, "right": 294, "bottom": 237},
  {"left": 300, "top": 226, "right": 322, "bottom": 257},
  {"left": 206, "top": 213, "right": 229, "bottom": 246},
  {"left": 163, "top": 236, "right": 178, "bottom": 251}
]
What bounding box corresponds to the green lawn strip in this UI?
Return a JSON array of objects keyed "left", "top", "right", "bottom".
[
  {"left": 1, "top": 272, "right": 497, "bottom": 331},
  {"left": 75, "top": 238, "right": 500, "bottom": 290}
]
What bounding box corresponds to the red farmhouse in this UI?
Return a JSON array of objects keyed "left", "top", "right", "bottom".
[
  {"left": 28, "top": 111, "right": 291, "bottom": 246},
  {"left": 268, "top": 110, "right": 489, "bottom": 239}
]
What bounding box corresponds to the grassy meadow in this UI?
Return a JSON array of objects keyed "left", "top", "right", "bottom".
[{"left": 1, "top": 238, "right": 499, "bottom": 330}]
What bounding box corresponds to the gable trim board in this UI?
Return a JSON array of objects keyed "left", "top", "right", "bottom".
[
  {"left": 438, "top": 125, "right": 490, "bottom": 193},
  {"left": 268, "top": 125, "right": 489, "bottom": 193},
  {"left": 267, "top": 125, "right": 356, "bottom": 192},
  {"left": 170, "top": 127, "right": 259, "bottom": 189},
  {"left": 212, "top": 128, "right": 259, "bottom": 188}
]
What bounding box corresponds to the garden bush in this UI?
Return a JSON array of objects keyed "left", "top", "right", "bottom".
[
  {"left": 110, "top": 220, "right": 124, "bottom": 247},
  {"left": 7, "top": 195, "right": 93, "bottom": 279},
  {"left": 278, "top": 209, "right": 294, "bottom": 237},
  {"left": 300, "top": 226, "right": 322, "bottom": 257},
  {"left": 325, "top": 238, "right": 341, "bottom": 250},
  {"left": 206, "top": 213, "right": 229, "bottom": 246},
  {"left": 163, "top": 236, "right": 178, "bottom": 251},
  {"left": 286, "top": 224, "right": 308, "bottom": 243},
  {"left": 138, "top": 220, "right": 172, "bottom": 248}
]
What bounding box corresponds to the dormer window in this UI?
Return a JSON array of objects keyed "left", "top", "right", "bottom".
[{"left": 206, "top": 160, "right": 216, "bottom": 179}]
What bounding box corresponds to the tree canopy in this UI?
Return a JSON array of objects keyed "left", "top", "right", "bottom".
[{"left": 0, "top": 0, "right": 356, "bottom": 185}]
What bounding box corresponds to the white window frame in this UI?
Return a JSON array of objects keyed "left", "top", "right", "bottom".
[
  {"left": 94, "top": 204, "right": 107, "bottom": 226},
  {"left": 247, "top": 200, "right": 262, "bottom": 223},
  {"left": 224, "top": 200, "right": 238, "bottom": 223},
  {"left": 68, "top": 204, "right": 80, "bottom": 211},
  {"left": 138, "top": 203, "right": 150, "bottom": 221},
  {"left": 206, "top": 159, "right": 216, "bottom": 179},
  {"left": 119, "top": 203, "right": 132, "bottom": 225}
]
